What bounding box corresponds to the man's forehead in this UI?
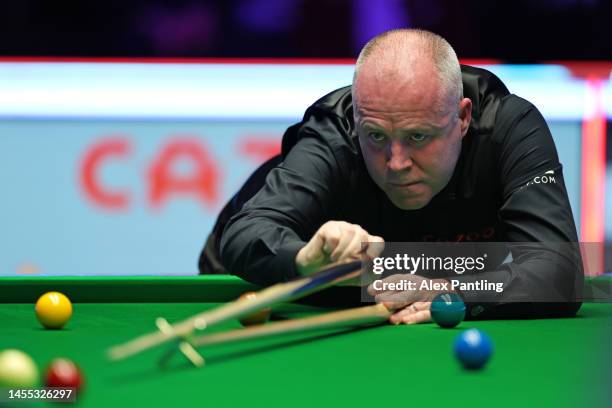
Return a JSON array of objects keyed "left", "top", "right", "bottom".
[
  {"left": 354, "top": 69, "right": 446, "bottom": 112},
  {"left": 353, "top": 72, "right": 458, "bottom": 123},
  {"left": 354, "top": 66, "right": 430, "bottom": 93},
  {"left": 353, "top": 89, "right": 453, "bottom": 123},
  {"left": 355, "top": 108, "right": 456, "bottom": 132}
]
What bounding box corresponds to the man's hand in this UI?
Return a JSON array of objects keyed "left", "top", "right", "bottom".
[
  {"left": 367, "top": 274, "right": 455, "bottom": 324},
  {"left": 295, "top": 221, "right": 384, "bottom": 278}
]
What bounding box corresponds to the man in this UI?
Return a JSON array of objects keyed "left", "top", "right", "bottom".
[{"left": 201, "top": 29, "right": 582, "bottom": 323}]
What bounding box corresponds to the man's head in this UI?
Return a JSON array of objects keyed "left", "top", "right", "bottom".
[{"left": 352, "top": 29, "right": 472, "bottom": 210}]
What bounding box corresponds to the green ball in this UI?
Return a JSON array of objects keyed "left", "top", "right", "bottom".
[
  {"left": 430, "top": 293, "right": 466, "bottom": 328},
  {"left": 0, "top": 349, "right": 39, "bottom": 388}
]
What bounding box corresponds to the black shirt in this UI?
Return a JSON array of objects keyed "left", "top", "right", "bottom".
[{"left": 218, "top": 65, "right": 582, "bottom": 317}]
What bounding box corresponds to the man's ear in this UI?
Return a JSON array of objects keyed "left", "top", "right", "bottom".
[{"left": 458, "top": 98, "right": 472, "bottom": 137}]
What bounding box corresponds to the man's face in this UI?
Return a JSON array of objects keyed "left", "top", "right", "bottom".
[{"left": 354, "top": 73, "right": 471, "bottom": 210}]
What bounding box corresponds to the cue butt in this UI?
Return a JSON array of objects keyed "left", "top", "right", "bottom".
[
  {"left": 107, "top": 260, "right": 363, "bottom": 361},
  {"left": 190, "top": 303, "right": 392, "bottom": 348}
]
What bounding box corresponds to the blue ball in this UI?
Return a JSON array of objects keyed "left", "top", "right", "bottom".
[
  {"left": 454, "top": 329, "right": 493, "bottom": 369},
  {"left": 430, "top": 293, "right": 465, "bottom": 328}
]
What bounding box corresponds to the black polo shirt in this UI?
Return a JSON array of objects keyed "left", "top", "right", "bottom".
[{"left": 215, "top": 65, "right": 582, "bottom": 317}]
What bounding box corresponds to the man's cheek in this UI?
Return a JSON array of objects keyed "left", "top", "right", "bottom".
[{"left": 363, "top": 155, "right": 385, "bottom": 183}]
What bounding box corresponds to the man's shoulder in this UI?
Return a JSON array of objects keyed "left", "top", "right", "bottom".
[
  {"left": 461, "top": 65, "right": 512, "bottom": 134},
  {"left": 498, "top": 94, "right": 538, "bottom": 116},
  {"left": 281, "top": 85, "right": 357, "bottom": 155},
  {"left": 466, "top": 94, "right": 540, "bottom": 155},
  {"left": 460, "top": 65, "right": 539, "bottom": 121},
  {"left": 307, "top": 85, "right": 353, "bottom": 118},
  {"left": 492, "top": 94, "right": 543, "bottom": 142},
  {"left": 460, "top": 65, "right": 509, "bottom": 93}
]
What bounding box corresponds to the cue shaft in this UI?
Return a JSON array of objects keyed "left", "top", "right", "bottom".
[
  {"left": 190, "top": 303, "right": 392, "bottom": 348},
  {"left": 108, "top": 260, "right": 363, "bottom": 361}
]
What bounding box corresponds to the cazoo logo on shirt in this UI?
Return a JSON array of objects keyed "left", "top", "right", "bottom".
[{"left": 525, "top": 170, "right": 557, "bottom": 187}]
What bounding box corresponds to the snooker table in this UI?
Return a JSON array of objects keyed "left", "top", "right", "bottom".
[{"left": 1, "top": 275, "right": 610, "bottom": 408}]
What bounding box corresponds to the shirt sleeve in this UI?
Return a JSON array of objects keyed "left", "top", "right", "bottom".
[
  {"left": 452, "top": 96, "right": 583, "bottom": 318},
  {"left": 220, "top": 113, "right": 350, "bottom": 286}
]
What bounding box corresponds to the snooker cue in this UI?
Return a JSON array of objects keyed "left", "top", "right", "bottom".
[
  {"left": 190, "top": 303, "right": 392, "bottom": 348},
  {"left": 108, "top": 260, "right": 363, "bottom": 361}
]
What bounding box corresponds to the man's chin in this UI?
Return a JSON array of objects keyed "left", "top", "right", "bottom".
[{"left": 388, "top": 194, "right": 431, "bottom": 210}]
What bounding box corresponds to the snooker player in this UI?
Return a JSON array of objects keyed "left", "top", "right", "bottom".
[{"left": 200, "top": 29, "right": 583, "bottom": 323}]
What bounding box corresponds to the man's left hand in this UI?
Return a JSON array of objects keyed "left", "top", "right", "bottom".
[{"left": 367, "top": 274, "right": 454, "bottom": 325}]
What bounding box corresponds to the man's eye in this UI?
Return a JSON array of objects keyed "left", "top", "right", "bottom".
[
  {"left": 368, "top": 132, "right": 386, "bottom": 143},
  {"left": 409, "top": 133, "right": 429, "bottom": 142}
]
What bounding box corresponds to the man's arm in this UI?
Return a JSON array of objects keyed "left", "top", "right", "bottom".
[
  {"left": 220, "top": 138, "right": 338, "bottom": 285},
  {"left": 444, "top": 96, "right": 583, "bottom": 316},
  {"left": 221, "top": 90, "right": 385, "bottom": 286}
]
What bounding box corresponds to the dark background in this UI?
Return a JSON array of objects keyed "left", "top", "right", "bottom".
[{"left": 1, "top": 0, "right": 611, "bottom": 61}]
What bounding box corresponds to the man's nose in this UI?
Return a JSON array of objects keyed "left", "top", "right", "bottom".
[{"left": 387, "top": 142, "right": 413, "bottom": 172}]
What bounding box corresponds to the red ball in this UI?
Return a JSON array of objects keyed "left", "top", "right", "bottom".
[
  {"left": 44, "top": 359, "right": 83, "bottom": 390},
  {"left": 238, "top": 292, "right": 271, "bottom": 326}
]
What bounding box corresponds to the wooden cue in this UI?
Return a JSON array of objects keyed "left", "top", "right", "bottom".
[
  {"left": 107, "top": 260, "right": 363, "bottom": 361},
  {"left": 189, "top": 303, "right": 392, "bottom": 348}
]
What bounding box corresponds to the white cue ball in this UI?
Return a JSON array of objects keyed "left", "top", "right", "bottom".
[{"left": 0, "top": 349, "right": 39, "bottom": 388}]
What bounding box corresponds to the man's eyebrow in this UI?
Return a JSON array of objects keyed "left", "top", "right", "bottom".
[
  {"left": 361, "top": 123, "right": 444, "bottom": 133},
  {"left": 404, "top": 124, "right": 445, "bottom": 133},
  {"left": 358, "top": 120, "right": 386, "bottom": 131},
  {"left": 399, "top": 116, "right": 457, "bottom": 133},
  {"left": 358, "top": 115, "right": 455, "bottom": 132}
]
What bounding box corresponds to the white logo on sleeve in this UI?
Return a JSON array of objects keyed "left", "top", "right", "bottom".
[{"left": 525, "top": 169, "right": 557, "bottom": 187}]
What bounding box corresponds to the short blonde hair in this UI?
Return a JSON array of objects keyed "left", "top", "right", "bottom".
[{"left": 354, "top": 29, "right": 463, "bottom": 106}]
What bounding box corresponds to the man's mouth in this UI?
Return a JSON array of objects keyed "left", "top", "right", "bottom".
[{"left": 388, "top": 180, "right": 421, "bottom": 187}]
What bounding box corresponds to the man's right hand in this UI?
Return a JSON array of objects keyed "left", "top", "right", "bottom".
[{"left": 295, "top": 221, "right": 384, "bottom": 276}]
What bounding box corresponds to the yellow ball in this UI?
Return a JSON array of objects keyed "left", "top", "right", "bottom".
[
  {"left": 0, "top": 349, "right": 39, "bottom": 388},
  {"left": 35, "top": 292, "right": 73, "bottom": 329}
]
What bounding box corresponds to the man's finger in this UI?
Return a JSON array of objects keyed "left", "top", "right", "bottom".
[
  {"left": 389, "top": 307, "right": 410, "bottom": 325},
  {"left": 328, "top": 227, "right": 354, "bottom": 261},
  {"left": 401, "top": 310, "right": 431, "bottom": 325},
  {"left": 365, "top": 236, "right": 385, "bottom": 259},
  {"left": 302, "top": 234, "right": 326, "bottom": 263},
  {"left": 389, "top": 302, "right": 418, "bottom": 322},
  {"left": 389, "top": 302, "right": 432, "bottom": 325},
  {"left": 321, "top": 224, "right": 342, "bottom": 254},
  {"left": 335, "top": 231, "right": 367, "bottom": 262}
]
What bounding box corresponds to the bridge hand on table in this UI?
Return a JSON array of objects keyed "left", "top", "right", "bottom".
[{"left": 368, "top": 274, "right": 455, "bottom": 324}]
